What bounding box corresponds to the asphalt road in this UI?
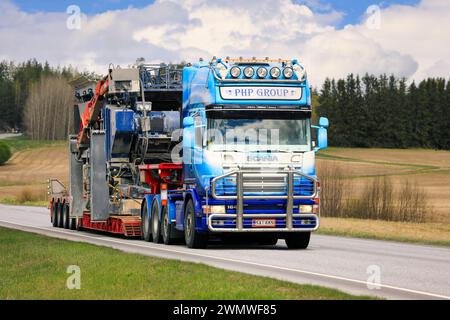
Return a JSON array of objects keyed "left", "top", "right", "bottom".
[
  {"left": 0, "top": 204, "right": 449, "bottom": 300},
  {"left": 0, "top": 133, "right": 21, "bottom": 140}
]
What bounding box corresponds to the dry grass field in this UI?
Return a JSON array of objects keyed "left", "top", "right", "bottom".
[
  {"left": 0, "top": 138, "right": 449, "bottom": 245},
  {"left": 0, "top": 139, "right": 68, "bottom": 205},
  {"left": 317, "top": 147, "right": 450, "bottom": 223}
]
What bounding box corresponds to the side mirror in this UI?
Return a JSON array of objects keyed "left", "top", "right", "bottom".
[
  {"left": 313, "top": 117, "right": 329, "bottom": 152},
  {"left": 317, "top": 127, "right": 328, "bottom": 150},
  {"left": 319, "top": 117, "right": 329, "bottom": 128}
]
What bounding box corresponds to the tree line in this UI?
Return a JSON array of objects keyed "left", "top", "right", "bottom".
[
  {"left": 0, "top": 60, "right": 91, "bottom": 140},
  {"left": 316, "top": 74, "right": 450, "bottom": 150},
  {"left": 0, "top": 60, "right": 74, "bottom": 130},
  {"left": 1, "top": 59, "right": 449, "bottom": 148}
]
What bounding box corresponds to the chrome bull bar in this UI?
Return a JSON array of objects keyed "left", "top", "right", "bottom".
[{"left": 210, "top": 168, "right": 319, "bottom": 232}]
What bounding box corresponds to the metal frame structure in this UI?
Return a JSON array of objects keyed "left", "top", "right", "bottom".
[
  {"left": 211, "top": 68, "right": 303, "bottom": 84},
  {"left": 140, "top": 64, "right": 183, "bottom": 91},
  {"left": 210, "top": 168, "right": 319, "bottom": 232}
]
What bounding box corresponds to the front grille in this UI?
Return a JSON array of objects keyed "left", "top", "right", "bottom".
[
  {"left": 243, "top": 173, "right": 286, "bottom": 193},
  {"left": 213, "top": 170, "right": 315, "bottom": 197}
]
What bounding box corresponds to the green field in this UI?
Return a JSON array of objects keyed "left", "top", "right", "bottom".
[
  {"left": 0, "top": 227, "right": 371, "bottom": 300},
  {"left": 2, "top": 135, "right": 65, "bottom": 152}
]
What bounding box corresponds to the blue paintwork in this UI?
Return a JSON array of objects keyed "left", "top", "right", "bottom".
[
  {"left": 104, "top": 106, "right": 135, "bottom": 160},
  {"left": 319, "top": 117, "right": 329, "bottom": 128},
  {"left": 182, "top": 61, "right": 311, "bottom": 116},
  {"left": 178, "top": 58, "right": 327, "bottom": 232}
]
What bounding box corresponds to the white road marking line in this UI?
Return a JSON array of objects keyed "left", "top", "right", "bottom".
[{"left": 0, "top": 219, "right": 449, "bottom": 300}]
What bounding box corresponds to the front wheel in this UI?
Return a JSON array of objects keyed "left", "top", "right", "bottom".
[
  {"left": 184, "top": 200, "right": 208, "bottom": 249},
  {"left": 285, "top": 232, "right": 311, "bottom": 249}
]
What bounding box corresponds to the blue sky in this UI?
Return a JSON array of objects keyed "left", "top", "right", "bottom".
[
  {"left": 2, "top": 0, "right": 448, "bottom": 83},
  {"left": 12, "top": 0, "right": 420, "bottom": 27}
]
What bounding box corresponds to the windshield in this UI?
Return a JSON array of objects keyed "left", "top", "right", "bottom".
[{"left": 206, "top": 109, "right": 311, "bottom": 152}]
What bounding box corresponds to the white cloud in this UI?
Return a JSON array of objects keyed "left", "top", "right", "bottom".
[
  {"left": 0, "top": 0, "right": 448, "bottom": 85},
  {"left": 358, "top": 0, "right": 450, "bottom": 81}
]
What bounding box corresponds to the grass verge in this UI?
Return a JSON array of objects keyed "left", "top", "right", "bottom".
[
  {"left": 318, "top": 217, "right": 450, "bottom": 247},
  {"left": 0, "top": 198, "right": 48, "bottom": 207},
  {"left": 3, "top": 135, "right": 65, "bottom": 153},
  {"left": 0, "top": 227, "right": 373, "bottom": 300}
]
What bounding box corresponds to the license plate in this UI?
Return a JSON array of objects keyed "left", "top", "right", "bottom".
[{"left": 252, "top": 219, "right": 276, "bottom": 228}]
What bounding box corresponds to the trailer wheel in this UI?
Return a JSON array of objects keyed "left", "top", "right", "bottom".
[
  {"left": 69, "top": 217, "right": 77, "bottom": 230},
  {"left": 161, "top": 206, "right": 174, "bottom": 245},
  {"left": 63, "top": 204, "right": 70, "bottom": 229},
  {"left": 184, "top": 200, "right": 208, "bottom": 249},
  {"left": 57, "top": 202, "right": 64, "bottom": 228},
  {"left": 51, "top": 202, "right": 58, "bottom": 227},
  {"left": 151, "top": 200, "right": 162, "bottom": 244},
  {"left": 285, "top": 232, "right": 310, "bottom": 249},
  {"left": 142, "top": 202, "right": 152, "bottom": 242}
]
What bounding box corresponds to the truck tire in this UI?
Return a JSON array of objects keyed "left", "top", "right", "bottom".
[
  {"left": 161, "top": 206, "right": 174, "bottom": 245},
  {"left": 57, "top": 202, "right": 64, "bottom": 228},
  {"left": 142, "top": 202, "right": 152, "bottom": 242},
  {"left": 184, "top": 200, "right": 208, "bottom": 249},
  {"left": 52, "top": 202, "right": 58, "bottom": 227},
  {"left": 69, "top": 217, "right": 77, "bottom": 230},
  {"left": 63, "top": 204, "right": 70, "bottom": 229},
  {"left": 285, "top": 232, "right": 310, "bottom": 249},
  {"left": 151, "top": 200, "right": 163, "bottom": 244}
]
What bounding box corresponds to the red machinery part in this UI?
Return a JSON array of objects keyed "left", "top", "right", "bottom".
[
  {"left": 138, "top": 163, "right": 183, "bottom": 194},
  {"left": 77, "top": 78, "right": 110, "bottom": 147},
  {"left": 80, "top": 213, "right": 141, "bottom": 237}
]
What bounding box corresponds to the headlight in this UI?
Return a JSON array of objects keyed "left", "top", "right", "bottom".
[
  {"left": 283, "top": 67, "right": 293, "bottom": 79},
  {"left": 299, "top": 205, "right": 313, "bottom": 213},
  {"left": 217, "top": 63, "right": 228, "bottom": 79},
  {"left": 202, "top": 205, "right": 226, "bottom": 214},
  {"left": 270, "top": 67, "right": 281, "bottom": 78},
  {"left": 257, "top": 67, "right": 268, "bottom": 78},
  {"left": 243, "top": 67, "right": 254, "bottom": 78},
  {"left": 230, "top": 66, "right": 241, "bottom": 78},
  {"left": 293, "top": 64, "right": 306, "bottom": 81},
  {"left": 137, "top": 104, "right": 144, "bottom": 111},
  {"left": 143, "top": 103, "right": 152, "bottom": 111}
]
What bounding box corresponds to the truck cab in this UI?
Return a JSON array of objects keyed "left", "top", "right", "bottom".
[{"left": 177, "top": 57, "right": 329, "bottom": 248}]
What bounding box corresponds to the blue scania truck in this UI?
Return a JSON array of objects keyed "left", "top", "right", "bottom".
[{"left": 49, "top": 57, "right": 329, "bottom": 249}]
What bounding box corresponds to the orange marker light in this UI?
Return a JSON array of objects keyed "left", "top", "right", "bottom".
[{"left": 161, "top": 183, "right": 168, "bottom": 206}]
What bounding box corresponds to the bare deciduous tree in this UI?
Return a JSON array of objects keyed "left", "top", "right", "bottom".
[{"left": 24, "top": 76, "right": 73, "bottom": 140}]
